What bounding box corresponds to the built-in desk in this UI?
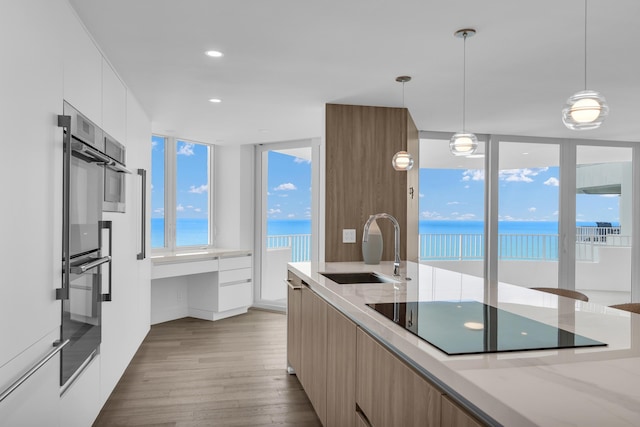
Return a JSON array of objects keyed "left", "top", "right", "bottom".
[{"left": 151, "top": 249, "right": 252, "bottom": 324}]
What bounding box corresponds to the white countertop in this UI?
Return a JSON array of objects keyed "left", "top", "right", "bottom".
[
  {"left": 151, "top": 248, "right": 251, "bottom": 264},
  {"left": 288, "top": 261, "right": 640, "bottom": 427}
]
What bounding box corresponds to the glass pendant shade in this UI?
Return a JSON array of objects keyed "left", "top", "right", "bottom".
[
  {"left": 449, "top": 132, "right": 478, "bottom": 156},
  {"left": 392, "top": 151, "right": 414, "bottom": 171},
  {"left": 562, "top": 89, "right": 609, "bottom": 130}
]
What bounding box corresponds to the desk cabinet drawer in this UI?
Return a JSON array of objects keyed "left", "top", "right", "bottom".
[
  {"left": 218, "top": 281, "right": 252, "bottom": 312},
  {"left": 219, "top": 255, "right": 251, "bottom": 271},
  {"left": 219, "top": 267, "right": 252, "bottom": 284}
]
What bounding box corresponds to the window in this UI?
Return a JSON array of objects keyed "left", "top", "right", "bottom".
[{"left": 151, "top": 135, "right": 214, "bottom": 250}]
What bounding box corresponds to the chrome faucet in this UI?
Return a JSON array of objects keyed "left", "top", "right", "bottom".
[{"left": 363, "top": 213, "right": 401, "bottom": 276}]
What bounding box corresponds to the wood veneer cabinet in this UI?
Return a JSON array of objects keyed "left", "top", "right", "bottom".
[
  {"left": 356, "top": 328, "right": 441, "bottom": 427},
  {"left": 286, "top": 272, "right": 302, "bottom": 374},
  {"left": 300, "top": 286, "right": 328, "bottom": 425},
  {"left": 441, "top": 395, "right": 484, "bottom": 427},
  {"left": 326, "top": 304, "right": 357, "bottom": 427}
]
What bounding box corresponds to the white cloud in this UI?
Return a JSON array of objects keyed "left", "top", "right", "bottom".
[
  {"left": 553, "top": 210, "right": 559, "bottom": 216},
  {"left": 189, "top": 184, "right": 208, "bottom": 194},
  {"left": 194, "top": 208, "right": 201, "bottom": 212},
  {"left": 293, "top": 157, "right": 311, "bottom": 164},
  {"left": 153, "top": 208, "right": 164, "bottom": 214},
  {"left": 528, "top": 207, "right": 537, "bottom": 212},
  {"left": 457, "top": 213, "right": 476, "bottom": 220},
  {"left": 499, "top": 168, "right": 547, "bottom": 183},
  {"left": 464, "top": 185, "right": 470, "bottom": 189},
  {"left": 288, "top": 214, "right": 296, "bottom": 218},
  {"left": 152, "top": 140, "right": 157, "bottom": 147},
  {"left": 176, "top": 204, "right": 185, "bottom": 212},
  {"left": 421, "top": 210, "right": 443, "bottom": 219},
  {"left": 267, "top": 208, "right": 281, "bottom": 215},
  {"left": 544, "top": 177, "right": 559, "bottom": 186},
  {"left": 451, "top": 211, "right": 459, "bottom": 216},
  {"left": 600, "top": 194, "right": 619, "bottom": 198},
  {"left": 462, "top": 169, "right": 484, "bottom": 181},
  {"left": 177, "top": 143, "right": 194, "bottom": 156},
  {"left": 187, "top": 205, "right": 193, "bottom": 209},
  {"left": 447, "top": 201, "right": 460, "bottom": 205},
  {"left": 419, "top": 193, "right": 424, "bottom": 198},
  {"left": 274, "top": 182, "right": 297, "bottom": 191},
  {"left": 279, "top": 194, "right": 289, "bottom": 198}
]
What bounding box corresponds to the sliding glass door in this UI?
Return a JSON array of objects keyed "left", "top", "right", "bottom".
[
  {"left": 420, "top": 131, "right": 639, "bottom": 305},
  {"left": 575, "top": 145, "right": 633, "bottom": 305},
  {"left": 497, "top": 140, "right": 560, "bottom": 289},
  {"left": 254, "top": 140, "right": 319, "bottom": 311}
]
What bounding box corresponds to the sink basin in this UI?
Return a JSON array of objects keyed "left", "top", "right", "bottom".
[{"left": 320, "top": 272, "right": 396, "bottom": 284}]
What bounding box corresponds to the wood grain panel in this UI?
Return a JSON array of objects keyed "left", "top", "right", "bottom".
[
  {"left": 406, "top": 111, "right": 420, "bottom": 262},
  {"left": 326, "top": 305, "right": 357, "bottom": 427},
  {"left": 300, "top": 287, "right": 328, "bottom": 425},
  {"left": 356, "top": 328, "right": 441, "bottom": 427},
  {"left": 441, "top": 395, "right": 485, "bottom": 427},
  {"left": 325, "top": 103, "right": 418, "bottom": 262},
  {"left": 287, "top": 282, "right": 302, "bottom": 374}
]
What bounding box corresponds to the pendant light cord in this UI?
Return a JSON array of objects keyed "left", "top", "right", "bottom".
[
  {"left": 584, "top": 0, "right": 588, "bottom": 90},
  {"left": 462, "top": 31, "right": 468, "bottom": 132}
]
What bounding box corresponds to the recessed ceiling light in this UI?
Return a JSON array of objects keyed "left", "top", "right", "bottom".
[
  {"left": 205, "top": 50, "right": 223, "bottom": 58},
  {"left": 523, "top": 152, "right": 529, "bottom": 155},
  {"left": 259, "top": 129, "right": 269, "bottom": 133},
  {"left": 209, "top": 98, "right": 222, "bottom": 103}
]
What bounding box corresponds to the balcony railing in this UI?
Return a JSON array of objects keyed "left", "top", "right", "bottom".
[
  {"left": 267, "top": 234, "right": 311, "bottom": 262},
  {"left": 266, "top": 227, "right": 628, "bottom": 263}
]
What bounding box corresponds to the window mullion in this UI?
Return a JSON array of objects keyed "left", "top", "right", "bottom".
[{"left": 166, "top": 136, "right": 177, "bottom": 252}]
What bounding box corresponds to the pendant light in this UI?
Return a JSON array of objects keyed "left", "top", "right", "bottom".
[
  {"left": 392, "top": 75, "right": 414, "bottom": 171},
  {"left": 450, "top": 29, "right": 478, "bottom": 156},
  {"left": 562, "top": 0, "right": 608, "bottom": 130}
]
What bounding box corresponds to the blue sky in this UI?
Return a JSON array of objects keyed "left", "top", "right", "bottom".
[
  {"left": 419, "top": 166, "right": 620, "bottom": 223},
  {"left": 267, "top": 151, "right": 311, "bottom": 220},
  {"left": 151, "top": 136, "right": 210, "bottom": 219},
  {"left": 151, "top": 137, "right": 619, "bottom": 226}
]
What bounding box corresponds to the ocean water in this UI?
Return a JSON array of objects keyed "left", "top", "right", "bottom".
[{"left": 151, "top": 218, "right": 616, "bottom": 249}]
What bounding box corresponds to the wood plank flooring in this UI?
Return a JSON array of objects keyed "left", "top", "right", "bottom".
[{"left": 93, "top": 310, "right": 321, "bottom": 427}]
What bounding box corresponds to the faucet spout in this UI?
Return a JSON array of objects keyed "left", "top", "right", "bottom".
[{"left": 363, "top": 213, "right": 401, "bottom": 276}]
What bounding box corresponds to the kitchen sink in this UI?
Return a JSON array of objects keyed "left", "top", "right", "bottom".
[{"left": 319, "top": 272, "right": 396, "bottom": 284}]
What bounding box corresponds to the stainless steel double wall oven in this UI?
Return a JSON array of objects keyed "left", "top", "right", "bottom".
[{"left": 58, "top": 102, "right": 129, "bottom": 391}]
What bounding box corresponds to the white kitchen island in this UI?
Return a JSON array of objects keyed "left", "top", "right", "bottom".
[{"left": 287, "top": 260, "right": 640, "bottom": 427}]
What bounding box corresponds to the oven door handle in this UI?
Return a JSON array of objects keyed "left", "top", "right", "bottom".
[
  {"left": 69, "top": 256, "right": 111, "bottom": 274},
  {"left": 99, "top": 220, "right": 113, "bottom": 302},
  {"left": 106, "top": 162, "right": 131, "bottom": 174},
  {"left": 57, "top": 114, "right": 71, "bottom": 301},
  {"left": 71, "top": 140, "right": 112, "bottom": 164}
]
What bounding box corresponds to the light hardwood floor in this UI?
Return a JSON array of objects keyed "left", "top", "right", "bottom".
[{"left": 94, "top": 310, "right": 321, "bottom": 427}]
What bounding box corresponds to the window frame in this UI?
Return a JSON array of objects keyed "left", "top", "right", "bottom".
[{"left": 151, "top": 135, "right": 216, "bottom": 253}]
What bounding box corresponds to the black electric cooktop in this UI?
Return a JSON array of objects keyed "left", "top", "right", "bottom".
[{"left": 366, "top": 301, "right": 606, "bottom": 355}]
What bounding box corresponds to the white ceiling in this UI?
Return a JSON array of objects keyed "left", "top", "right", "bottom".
[{"left": 69, "top": 0, "right": 640, "bottom": 147}]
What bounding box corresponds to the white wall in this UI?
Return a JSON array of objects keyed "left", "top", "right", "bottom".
[
  {"left": 215, "top": 145, "right": 255, "bottom": 249},
  {"left": 0, "top": 0, "right": 151, "bottom": 424}
]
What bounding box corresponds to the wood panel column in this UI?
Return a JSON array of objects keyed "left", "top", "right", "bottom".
[{"left": 325, "top": 103, "right": 418, "bottom": 263}]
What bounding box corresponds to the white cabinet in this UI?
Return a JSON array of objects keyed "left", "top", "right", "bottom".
[
  {"left": 217, "top": 254, "right": 253, "bottom": 314},
  {"left": 62, "top": 6, "right": 102, "bottom": 125},
  {"left": 101, "top": 59, "right": 127, "bottom": 143}
]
